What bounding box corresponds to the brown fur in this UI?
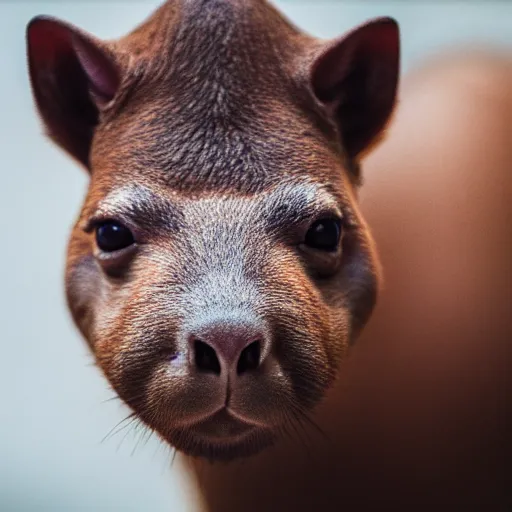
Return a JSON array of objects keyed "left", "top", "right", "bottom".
[{"left": 26, "top": 0, "right": 399, "bottom": 465}]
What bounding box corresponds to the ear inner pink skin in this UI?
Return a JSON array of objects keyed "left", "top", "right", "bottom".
[
  {"left": 310, "top": 18, "right": 400, "bottom": 159},
  {"left": 72, "top": 35, "right": 120, "bottom": 103},
  {"left": 26, "top": 16, "right": 122, "bottom": 167},
  {"left": 27, "top": 18, "right": 119, "bottom": 101}
]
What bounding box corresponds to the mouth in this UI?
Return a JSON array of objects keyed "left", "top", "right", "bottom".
[{"left": 169, "top": 409, "right": 276, "bottom": 461}]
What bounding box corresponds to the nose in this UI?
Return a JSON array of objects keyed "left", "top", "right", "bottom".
[{"left": 188, "top": 317, "right": 269, "bottom": 376}]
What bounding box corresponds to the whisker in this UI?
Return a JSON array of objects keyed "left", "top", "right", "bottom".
[
  {"left": 117, "top": 418, "right": 142, "bottom": 453},
  {"left": 100, "top": 395, "right": 123, "bottom": 405},
  {"left": 101, "top": 412, "right": 138, "bottom": 444},
  {"left": 289, "top": 402, "right": 331, "bottom": 445},
  {"left": 171, "top": 447, "right": 178, "bottom": 467},
  {"left": 131, "top": 422, "right": 149, "bottom": 457},
  {"left": 285, "top": 409, "right": 314, "bottom": 462}
]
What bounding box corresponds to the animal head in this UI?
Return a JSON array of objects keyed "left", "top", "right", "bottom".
[{"left": 26, "top": 0, "right": 399, "bottom": 460}]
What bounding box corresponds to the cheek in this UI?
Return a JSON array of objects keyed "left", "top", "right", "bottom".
[
  {"left": 66, "top": 246, "right": 179, "bottom": 395},
  {"left": 262, "top": 259, "right": 344, "bottom": 404},
  {"left": 66, "top": 260, "right": 141, "bottom": 409},
  {"left": 94, "top": 281, "right": 182, "bottom": 380},
  {"left": 66, "top": 244, "right": 103, "bottom": 347},
  {"left": 314, "top": 225, "right": 380, "bottom": 345},
  {"left": 65, "top": 228, "right": 125, "bottom": 345}
]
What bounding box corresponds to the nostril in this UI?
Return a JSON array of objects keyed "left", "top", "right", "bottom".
[
  {"left": 188, "top": 318, "right": 269, "bottom": 375},
  {"left": 194, "top": 340, "right": 221, "bottom": 375},
  {"left": 237, "top": 340, "right": 261, "bottom": 375}
]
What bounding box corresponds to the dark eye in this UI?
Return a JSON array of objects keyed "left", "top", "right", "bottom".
[
  {"left": 95, "top": 221, "right": 135, "bottom": 252},
  {"left": 304, "top": 218, "right": 341, "bottom": 251}
]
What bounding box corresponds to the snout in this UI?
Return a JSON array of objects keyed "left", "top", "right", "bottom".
[
  {"left": 131, "top": 289, "right": 334, "bottom": 459},
  {"left": 178, "top": 311, "right": 280, "bottom": 426},
  {"left": 103, "top": 261, "right": 336, "bottom": 460},
  {"left": 150, "top": 312, "right": 282, "bottom": 459},
  {"left": 188, "top": 315, "right": 271, "bottom": 377}
]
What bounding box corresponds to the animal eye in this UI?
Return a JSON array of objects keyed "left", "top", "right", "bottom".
[
  {"left": 95, "top": 221, "right": 135, "bottom": 252},
  {"left": 304, "top": 218, "right": 341, "bottom": 252}
]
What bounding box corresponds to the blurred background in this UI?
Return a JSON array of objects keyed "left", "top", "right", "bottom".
[{"left": 1, "top": 1, "right": 511, "bottom": 511}]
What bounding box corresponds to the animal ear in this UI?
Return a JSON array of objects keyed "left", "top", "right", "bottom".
[
  {"left": 310, "top": 18, "right": 400, "bottom": 160},
  {"left": 26, "top": 16, "right": 122, "bottom": 168}
]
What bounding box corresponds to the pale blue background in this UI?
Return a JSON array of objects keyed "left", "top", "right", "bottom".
[{"left": 1, "top": 1, "right": 511, "bottom": 511}]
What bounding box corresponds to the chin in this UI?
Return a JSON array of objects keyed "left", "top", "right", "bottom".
[
  {"left": 165, "top": 411, "right": 278, "bottom": 462},
  {"left": 170, "top": 429, "right": 277, "bottom": 462}
]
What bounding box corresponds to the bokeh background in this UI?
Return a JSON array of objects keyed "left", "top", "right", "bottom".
[{"left": 1, "top": 1, "right": 511, "bottom": 511}]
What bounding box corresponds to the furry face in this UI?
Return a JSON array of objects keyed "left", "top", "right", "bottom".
[{"left": 26, "top": 0, "right": 399, "bottom": 460}]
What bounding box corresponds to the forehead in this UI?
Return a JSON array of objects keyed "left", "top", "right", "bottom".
[
  {"left": 90, "top": 0, "right": 350, "bottom": 195},
  {"left": 92, "top": 98, "right": 347, "bottom": 196}
]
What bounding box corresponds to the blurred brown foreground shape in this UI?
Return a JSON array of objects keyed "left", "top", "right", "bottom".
[{"left": 189, "top": 49, "right": 512, "bottom": 511}]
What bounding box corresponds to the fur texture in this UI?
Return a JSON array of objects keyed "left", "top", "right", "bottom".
[{"left": 26, "top": 0, "right": 399, "bottom": 460}]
